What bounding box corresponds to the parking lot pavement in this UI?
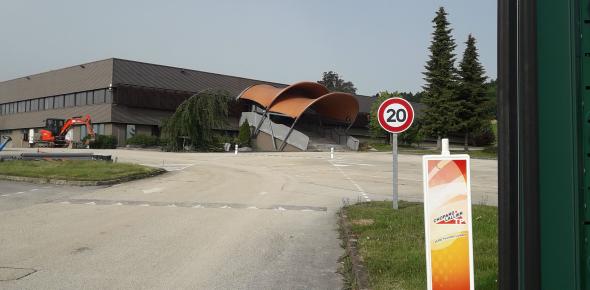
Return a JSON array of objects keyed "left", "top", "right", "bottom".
[
  {"left": 0, "top": 149, "right": 497, "bottom": 289},
  {"left": 0, "top": 181, "right": 101, "bottom": 212}
]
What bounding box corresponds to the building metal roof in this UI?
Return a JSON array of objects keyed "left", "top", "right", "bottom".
[
  {"left": 0, "top": 59, "right": 114, "bottom": 104},
  {"left": 239, "top": 82, "right": 359, "bottom": 124}
]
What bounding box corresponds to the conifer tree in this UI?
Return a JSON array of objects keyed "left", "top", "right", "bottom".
[
  {"left": 421, "top": 7, "right": 460, "bottom": 147},
  {"left": 457, "top": 34, "right": 488, "bottom": 151}
]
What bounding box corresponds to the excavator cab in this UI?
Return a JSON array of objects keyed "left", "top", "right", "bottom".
[
  {"left": 45, "top": 119, "right": 65, "bottom": 136},
  {"left": 39, "top": 118, "right": 66, "bottom": 146}
]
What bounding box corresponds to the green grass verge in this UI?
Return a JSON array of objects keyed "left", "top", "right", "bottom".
[
  {"left": 0, "top": 160, "right": 159, "bottom": 181},
  {"left": 342, "top": 201, "right": 497, "bottom": 290}
]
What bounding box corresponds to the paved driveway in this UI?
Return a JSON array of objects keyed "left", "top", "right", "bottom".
[{"left": 0, "top": 149, "right": 497, "bottom": 289}]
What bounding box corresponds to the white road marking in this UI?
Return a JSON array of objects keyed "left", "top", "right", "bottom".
[
  {"left": 30, "top": 189, "right": 39, "bottom": 191},
  {"left": 193, "top": 205, "right": 203, "bottom": 208},
  {"left": 1, "top": 194, "right": 8, "bottom": 197},
  {"left": 140, "top": 163, "right": 194, "bottom": 172},
  {"left": 333, "top": 164, "right": 351, "bottom": 167},
  {"left": 247, "top": 206, "right": 258, "bottom": 210},
  {"left": 275, "top": 206, "right": 287, "bottom": 211},
  {"left": 16, "top": 192, "right": 24, "bottom": 194},
  {"left": 60, "top": 201, "right": 71, "bottom": 204},
  {"left": 142, "top": 187, "right": 163, "bottom": 194},
  {"left": 259, "top": 191, "right": 268, "bottom": 195},
  {"left": 329, "top": 160, "right": 371, "bottom": 202},
  {"left": 220, "top": 205, "right": 231, "bottom": 209},
  {"left": 139, "top": 204, "right": 150, "bottom": 207},
  {"left": 167, "top": 204, "right": 177, "bottom": 208},
  {"left": 114, "top": 202, "right": 123, "bottom": 206},
  {"left": 85, "top": 202, "right": 96, "bottom": 205}
]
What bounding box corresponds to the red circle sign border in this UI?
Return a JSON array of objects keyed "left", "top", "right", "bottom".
[{"left": 377, "top": 97, "right": 415, "bottom": 134}]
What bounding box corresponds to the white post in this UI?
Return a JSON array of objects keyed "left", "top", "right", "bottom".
[
  {"left": 235, "top": 144, "right": 238, "bottom": 155},
  {"left": 330, "top": 147, "right": 334, "bottom": 159},
  {"left": 441, "top": 138, "right": 450, "bottom": 156},
  {"left": 392, "top": 133, "right": 398, "bottom": 209}
]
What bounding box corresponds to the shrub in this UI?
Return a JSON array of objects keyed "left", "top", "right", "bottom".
[
  {"left": 90, "top": 135, "right": 118, "bottom": 149},
  {"left": 237, "top": 120, "right": 251, "bottom": 147},
  {"left": 470, "top": 125, "right": 495, "bottom": 147},
  {"left": 126, "top": 134, "right": 159, "bottom": 147}
]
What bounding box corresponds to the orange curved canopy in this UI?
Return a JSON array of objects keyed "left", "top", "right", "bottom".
[{"left": 238, "top": 82, "right": 358, "bottom": 124}]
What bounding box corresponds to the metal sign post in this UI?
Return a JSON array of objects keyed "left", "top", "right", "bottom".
[
  {"left": 377, "top": 97, "right": 414, "bottom": 209},
  {"left": 391, "top": 133, "right": 398, "bottom": 209}
]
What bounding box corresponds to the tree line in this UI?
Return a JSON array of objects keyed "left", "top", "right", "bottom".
[{"left": 320, "top": 7, "right": 496, "bottom": 150}]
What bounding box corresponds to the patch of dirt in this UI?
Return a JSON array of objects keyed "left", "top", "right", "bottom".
[{"left": 351, "top": 219, "right": 374, "bottom": 226}]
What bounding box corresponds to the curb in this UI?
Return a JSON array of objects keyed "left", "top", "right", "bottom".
[
  {"left": 339, "top": 208, "right": 371, "bottom": 290},
  {"left": 0, "top": 168, "right": 166, "bottom": 186}
]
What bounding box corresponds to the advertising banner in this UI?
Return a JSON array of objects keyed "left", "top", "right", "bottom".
[{"left": 422, "top": 155, "right": 474, "bottom": 290}]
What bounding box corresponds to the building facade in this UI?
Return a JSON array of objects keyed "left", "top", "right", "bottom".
[{"left": 0, "top": 58, "right": 374, "bottom": 148}]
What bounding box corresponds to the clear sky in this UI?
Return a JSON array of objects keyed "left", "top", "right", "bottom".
[{"left": 0, "top": 0, "right": 496, "bottom": 95}]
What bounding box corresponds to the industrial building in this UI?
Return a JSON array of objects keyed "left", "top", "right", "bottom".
[{"left": 0, "top": 58, "right": 375, "bottom": 149}]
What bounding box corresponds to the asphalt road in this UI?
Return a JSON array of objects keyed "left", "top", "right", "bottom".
[{"left": 0, "top": 149, "right": 497, "bottom": 289}]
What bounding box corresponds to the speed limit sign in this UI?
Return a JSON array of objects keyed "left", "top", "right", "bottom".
[
  {"left": 377, "top": 97, "right": 415, "bottom": 133},
  {"left": 377, "top": 97, "right": 414, "bottom": 210}
]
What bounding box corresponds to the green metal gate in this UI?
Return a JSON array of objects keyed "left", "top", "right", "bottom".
[{"left": 499, "top": 0, "right": 589, "bottom": 288}]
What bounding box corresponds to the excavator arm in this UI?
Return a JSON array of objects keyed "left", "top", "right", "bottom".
[{"left": 58, "top": 115, "right": 96, "bottom": 141}]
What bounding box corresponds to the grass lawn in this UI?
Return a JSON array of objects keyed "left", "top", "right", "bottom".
[
  {"left": 342, "top": 201, "right": 497, "bottom": 290},
  {"left": 0, "top": 160, "right": 160, "bottom": 181}
]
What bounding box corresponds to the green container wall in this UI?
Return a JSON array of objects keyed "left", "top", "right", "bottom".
[{"left": 537, "top": 0, "right": 581, "bottom": 288}]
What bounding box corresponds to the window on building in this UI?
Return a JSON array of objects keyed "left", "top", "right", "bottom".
[
  {"left": 75, "top": 92, "right": 86, "bottom": 106},
  {"left": 55, "top": 95, "right": 64, "bottom": 109},
  {"left": 10, "top": 103, "right": 15, "bottom": 114},
  {"left": 0, "top": 104, "right": 4, "bottom": 116},
  {"left": 94, "top": 89, "right": 106, "bottom": 104},
  {"left": 38, "top": 98, "right": 45, "bottom": 111},
  {"left": 64, "top": 94, "right": 74, "bottom": 107},
  {"left": 25, "top": 100, "right": 31, "bottom": 112},
  {"left": 126, "top": 124, "right": 135, "bottom": 140},
  {"left": 81, "top": 125, "right": 87, "bottom": 139},
  {"left": 92, "top": 124, "right": 104, "bottom": 135},
  {"left": 45, "top": 97, "right": 54, "bottom": 110},
  {"left": 86, "top": 91, "right": 94, "bottom": 105},
  {"left": 106, "top": 89, "right": 113, "bottom": 103},
  {"left": 92, "top": 123, "right": 105, "bottom": 135},
  {"left": 17, "top": 101, "right": 25, "bottom": 113},
  {"left": 30, "top": 99, "right": 38, "bottom": 112}
]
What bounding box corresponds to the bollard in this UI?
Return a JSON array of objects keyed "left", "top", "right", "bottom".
[
  {"left": 330, "top": 147, "right": 334, "bottom": 159},
  {"left": 235, "top": 144, "right": 238, "bottom": 155},
  {"left": 441, "top": 138, "right": 450, "bottom": 156}
]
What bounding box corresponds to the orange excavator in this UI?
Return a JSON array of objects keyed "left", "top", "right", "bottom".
[{"left": 37, "top": 115, "right": 96, "bottom": 147}]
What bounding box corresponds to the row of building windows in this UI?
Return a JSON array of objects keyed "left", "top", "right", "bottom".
[
  {"left": 81, "top": 123, "right": 106, "bottom": 139},
  {"left": 0, "top": 88, "right": 112, "bottom": 116}
]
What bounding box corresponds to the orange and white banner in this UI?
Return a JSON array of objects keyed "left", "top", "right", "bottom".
[{"left": 422, "top": 155, "right": 474, "bottom": 290}]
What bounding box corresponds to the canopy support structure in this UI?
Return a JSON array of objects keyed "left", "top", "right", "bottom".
[
  {"left": 252, "top": 110, "right": 268, "bottom": 137},
  {"left": 279, "top": 118, "right": 300, "bottom": 152}
]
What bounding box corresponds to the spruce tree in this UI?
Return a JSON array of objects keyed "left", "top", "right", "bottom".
[
  {"left": 457, "top": 34, "right": 488, "bottom": 151},
  {"left": 421, "top": 7, "right": 460, "bottom": 147}
]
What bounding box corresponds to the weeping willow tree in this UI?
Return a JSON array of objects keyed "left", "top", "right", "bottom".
[{"left": 161, "top": 89, "right": 231, "bottom": 151}]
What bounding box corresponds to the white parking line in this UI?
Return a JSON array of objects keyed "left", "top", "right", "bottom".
[
  {"left": 329, "top": 160, "right": 371, "bottom": 202},
  {"left": 142, "top": 187, "right": 163, "bottom": 194}
]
